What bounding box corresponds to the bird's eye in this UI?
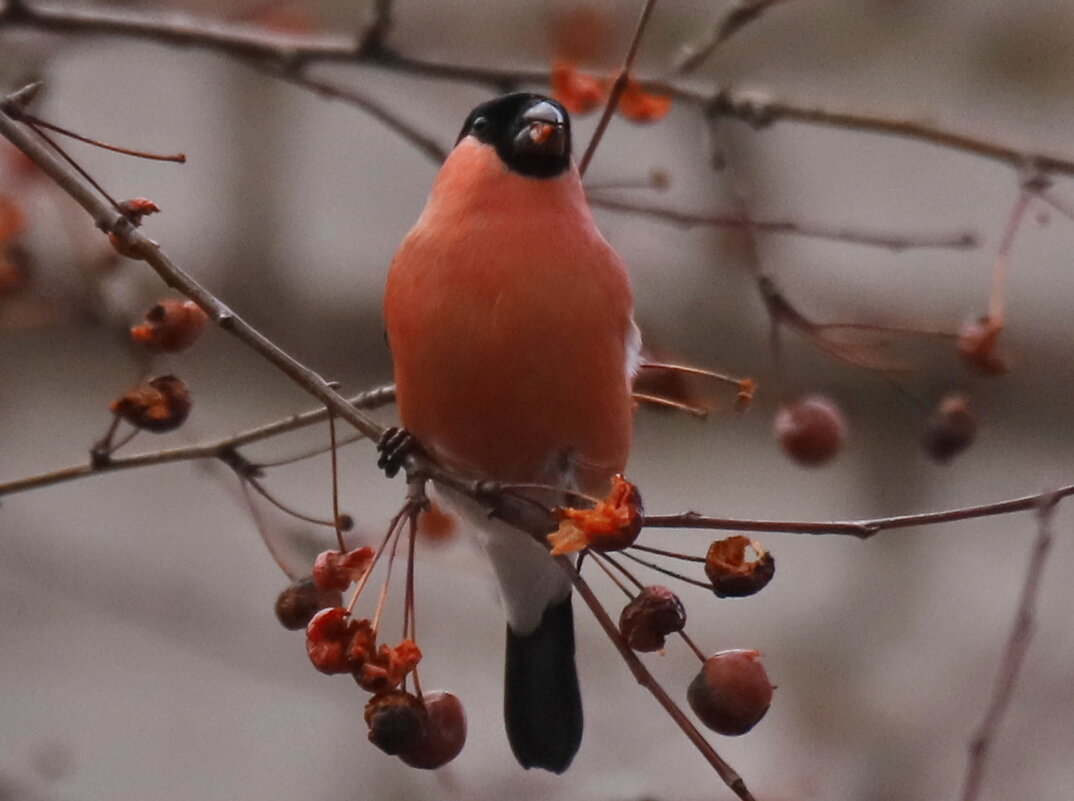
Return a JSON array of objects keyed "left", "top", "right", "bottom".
[{"left": 471, "top": 117, "right": 489, "bottom": 134}]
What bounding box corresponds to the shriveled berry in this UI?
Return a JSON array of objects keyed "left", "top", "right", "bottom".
[
  {"left": 312, "top": 546, "right": 374, "bottom": 592},
  {"left": 618, "top": 586, "right": 686, "bottom": 652},
  {"left": 275, "top": 578, "right": 343, "bottom": 630},
  {"left": 774, "top": 395, "right": 845, "bottom": 466},
  {"left": 704, "top": 536, "right": 775, "bottom": 598},
  {"left": 365, "top": 691, "right": 427, "bottom": 756},
  {"left": 110, "top": 375, "right": 191, "bottom": 432},
  {"left": 305, "top": 607, "right": 356, "bottom": 675},
  {"left": 922, "top": 393, "right": 978, "bottom": 463},
  {"left": 687, "top": 650, "right": 773, "bottom": 736},
  {"left": 130, "top": 299, "right": 209, "bottom": 353},
  {"left": 958, "top": 317, "right": 1009, "bottom": 376},
  {"left": 399, "top": 691, "right": 467, "bottom": 769}
]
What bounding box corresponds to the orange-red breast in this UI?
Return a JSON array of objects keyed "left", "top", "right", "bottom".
[{"left": 384, "top": 93, "right": 639, "bottom": 773}]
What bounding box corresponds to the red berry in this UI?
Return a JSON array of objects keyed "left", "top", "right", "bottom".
[
  {"left": 618, "top": 586, "right": 686, "bottom": 652},
  {"left": 275, "top": 578, "right": 343, "bottom": 630},
  {"left": 922, "top": 393, "right": 978, "bottom": 463},
  {"left": 774, "top": 395, "right": 845, "bottom": 466},
  {"left": 399, "top": 691, "right": 467, "bottom": 769},
  {"left": 687, "top": 650, "right": 773, "bottom": 736},
  {"left": 130, "top": 299, "right": 209, "bottom": 353},
  {"left": 305, "top": 607, "right": 356, "bottom": 674},
  {"left": 109, "top": 375, "right": 192, "bottom": 433}
]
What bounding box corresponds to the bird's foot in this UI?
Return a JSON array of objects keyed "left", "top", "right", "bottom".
[{"left": 377, "top": 426, "right": 422, "bottom": 478}]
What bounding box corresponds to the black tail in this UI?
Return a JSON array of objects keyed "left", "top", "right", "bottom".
[{"left": 504, "top": 594, "right": 583, "bottom": 773}]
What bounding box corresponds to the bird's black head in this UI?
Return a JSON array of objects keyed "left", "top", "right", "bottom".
[{"left": 457, "top": 93, "right": 571, "bottom": 179}]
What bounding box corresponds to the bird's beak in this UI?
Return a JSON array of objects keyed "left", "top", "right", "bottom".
[{"left": 513, "top": 101, "right": 567, "bottom": 160}]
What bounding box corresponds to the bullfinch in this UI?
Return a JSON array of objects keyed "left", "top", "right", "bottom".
[{"left": 383, "top": 92, "right": 640, "bottom": 773}]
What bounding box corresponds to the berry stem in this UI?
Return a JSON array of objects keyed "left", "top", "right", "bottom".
[
  {"left": 558, "top": 556, "right": 757, "bottom": 801},
  {"left": 328, "top": 410, "right": 346, "bottom": 552},
  {"left": 631, "top": 542, "right": 707, "bottom": 563},
  {"left": 589, "top": 551, "right": 639, "bottom": 598},
  {"left": 621, "top": 550, "right": 712, "bottom": 589}
]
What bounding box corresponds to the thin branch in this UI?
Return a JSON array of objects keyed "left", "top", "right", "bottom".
[
  {"left": 3, "top": 4, "right": 1074, "bottom": 177},
  {"left": 644, "top": 483, "right": 1074, "bottom": 538},
  {"left": 589, "top": 195, "right": 979, "bottom": 252},
  {"left": 704, "top": 90, "right": 1074, "bottom": 179},
  {"left": 0, "top": 385, "right": 395, "bottom": 499},
  {"left": 558, "top": 557, "right": 757, "bottom": 801},
  {"left": 260, "top": 64, "right": 449, "bottom": 164},
  {"left": 577, "top": 0, "right": 659, "bottom": 176},
  {"left": 960, "top": 497, "right": 1059, "bottom": 801},
  {"left": 674, "top": 0, "right": 791, "bottom": 75}
]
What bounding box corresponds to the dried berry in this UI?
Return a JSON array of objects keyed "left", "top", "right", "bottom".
[
  {"left": 618, "top": 586, "right": 686, "bottom": 652},
  {"left": 109, "top": 375, "right": 192, "bottom": 432},
  {"left": 399, "top": 691, "right": 467, "bottom": 769},
  {"left": 704, "top": 536, "right": 775, "bottom": 598},
  {"left": 687, "top": 650, "right": 773, "bottom": 736},
  {"left": 274, "top": 578, "right": 343, "bottom": 631},
  {"left": 312, "top": 546, "right": 375, "bottom": 592},
  {"left": 305, "top": 607, "right": 357, "bottom": 675},
  {"left": 130, "top": 299, "right": 209, "bottom": 353},
  {"left": 353, "top": 636, "right": 422, "bottom": 694},
  {"left": 774, "top": 395, "right": 845, "bottom": 466},
  {"left": 923, "top": 393, "right": 978, "bottom": 463},
  {"left": 365, "top": 691, "right": 427, "bottom": 756},
  {"left": 958, "top": 316, "right": 1009, "bottom": 376},
  {"left": 548, "top": 475, "right": 644, "bottom": 554}
]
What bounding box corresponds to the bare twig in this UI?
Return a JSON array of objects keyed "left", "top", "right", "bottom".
[
  {"left": 578, "top": 0, "right": 659, "bottom": 176},
  {"left": 3, "top": 4, "right": 1074, "bottom": 177},
  {"left": 704, "top": 90, "right": 1074, "bottom": 178},
  {"left": 674, "top": 0, "right": 791, "bottom": 75},
  {"left": 644, "top": 483, "right": 1074, "bottom": 538},
  {"left": 0, "top": 385, "right": 395, "bottom": 499},
  {"left": 589, "top": 195, "right": 979, "bottom": 252},
  {"left": 559, "top": 556, "right": 757, "bottom": 801},
  {"left": 960, "top": 497, "right": 1059, "bottom": 801}
]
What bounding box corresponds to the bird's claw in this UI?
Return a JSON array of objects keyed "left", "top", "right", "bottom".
[{"left": 377, "top": 426, "right": 420, "bottom": 478}]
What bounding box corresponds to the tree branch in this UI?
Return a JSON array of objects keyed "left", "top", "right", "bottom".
[
  {"left": 959, "top": 497, "right": 1059, "bottom": 801},
  {"left": 589, "top": 195, "right": 979, "bottom": 252},
  {"left": 0, "top": 386, "right": 396, "bottom": 499},
  {"left": 4, "top": 3, "right": 1074, "bottom": 177},
  {"left": 644, "top": 483, "right": 1074, "bottom": 538}
]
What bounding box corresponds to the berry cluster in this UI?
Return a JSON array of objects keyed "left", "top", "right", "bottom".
[{"left": 276, "top": 540, "right": 466, "bottom": 770}]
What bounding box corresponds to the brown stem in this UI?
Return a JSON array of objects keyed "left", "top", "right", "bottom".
[
  {"left": 577, "top": 0, "right": 658, "bottom": 176},
  {"left": 0, "top": 385, "right": 396, "bottom": 499},
  {"left": 645, "top": 483, "right": 1074, "bottom": 538},
  {"left": 589, "top": 195, "right": 978, "bottom": 251},
  {"left": 960, "top": 497, "right": 1058, "bottom": 801}
]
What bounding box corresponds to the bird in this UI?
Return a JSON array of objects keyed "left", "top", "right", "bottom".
[{"left": 382, "top": 92, "right": 639, "bottom": 773}]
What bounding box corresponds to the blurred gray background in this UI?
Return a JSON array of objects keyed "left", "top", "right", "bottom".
[{"left": 2, "top": 1, "right": 1074, "bottom": 799}]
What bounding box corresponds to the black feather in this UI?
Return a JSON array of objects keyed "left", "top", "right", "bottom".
[{"left": 504, "top": 594, "right": 583, "bottom": 773}]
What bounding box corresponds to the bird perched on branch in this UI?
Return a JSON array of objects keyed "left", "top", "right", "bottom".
[{"left": 383, "top": 92, "right": 639, "bottom": 773}]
